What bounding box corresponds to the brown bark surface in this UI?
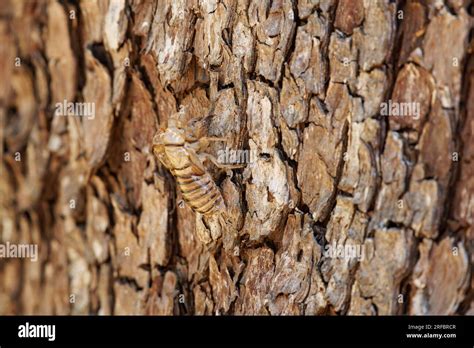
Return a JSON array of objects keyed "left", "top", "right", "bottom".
[{"left": 0, "top": 0, "right": 473, "bottom": 315}]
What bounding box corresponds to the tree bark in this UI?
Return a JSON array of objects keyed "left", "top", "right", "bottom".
[{"left": 0, "top": 0, "right": 473, "bottom": 315}]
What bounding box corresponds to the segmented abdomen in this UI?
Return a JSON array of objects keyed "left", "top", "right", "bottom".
[{"left": 171, "top": 158, "right": 225, "bottom": 216}]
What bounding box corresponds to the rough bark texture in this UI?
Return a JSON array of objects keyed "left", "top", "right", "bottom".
[{"left": 0, "top": 0, "right": 473, "bottom": 315}]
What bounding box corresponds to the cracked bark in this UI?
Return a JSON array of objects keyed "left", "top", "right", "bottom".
[{"left": 0, "top": 0, "right": 473, "bottom": 315}]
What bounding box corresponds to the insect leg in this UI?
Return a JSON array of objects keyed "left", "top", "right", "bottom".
[
  {"left": 152, "top": 143, "right": 174, "bottom": 170},
  {"left": 194, "top": 136, "right": 229, "bottom": 152},
  {"left": 201, "top": 136, "right": 227, "bottom": 142},
  {"left": 199, "top": 152, "right": 246, "bottom": 169}
]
